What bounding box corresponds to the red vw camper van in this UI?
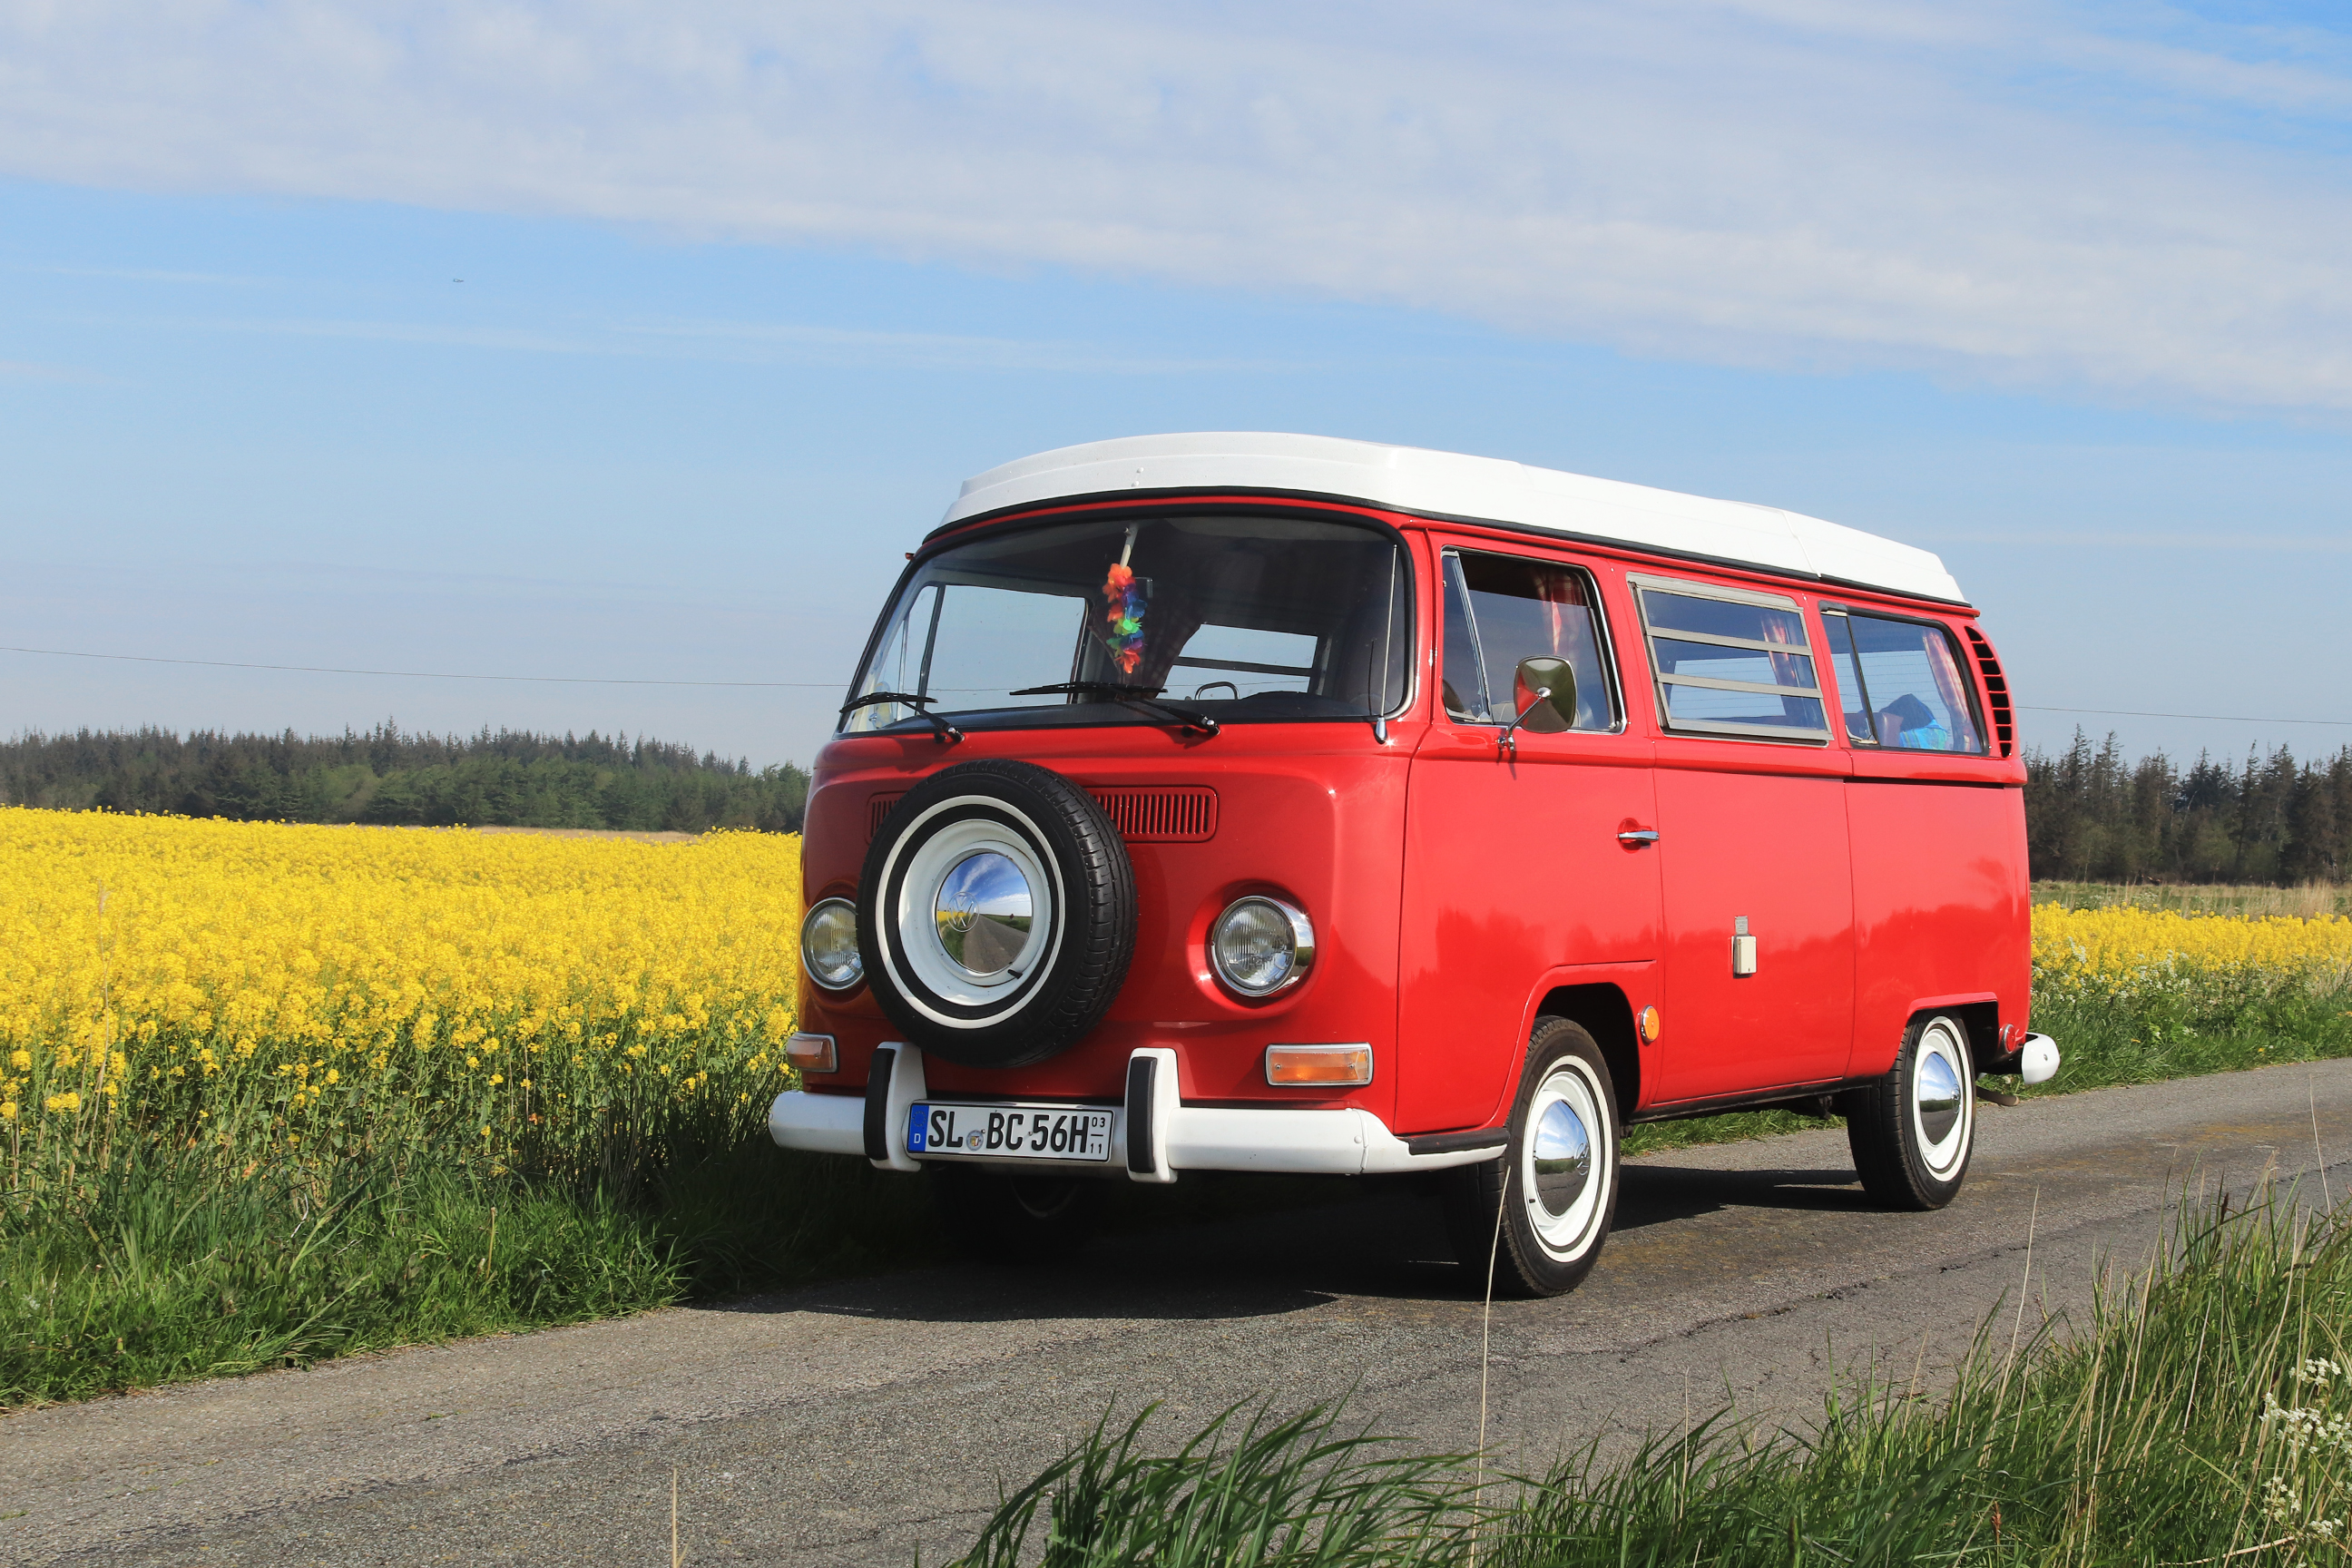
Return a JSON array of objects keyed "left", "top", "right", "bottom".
[{"left": 768, "top": 435, "right": 2059, "bottom": 1297}]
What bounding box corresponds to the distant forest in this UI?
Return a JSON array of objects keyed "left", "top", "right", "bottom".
[
  {"left": 0, "top": 724, "right": 809, "bottom": 834},
  {"left": 5, "top": 722, "right": 2346, "bottom": 880},
  {"left": 2027, "top": 732, "right": 2352, "bottom": 887}
]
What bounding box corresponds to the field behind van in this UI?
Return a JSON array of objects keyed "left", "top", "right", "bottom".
[
  {"left": 2, "top": 814, "right": 2349, "bottom": 1406},
  {"left": 2022, "top": 881, "right": 2352, "bottom": 1098},
  {"left": 2034, "top": 878, "right": 2352, "bottom": 919}
]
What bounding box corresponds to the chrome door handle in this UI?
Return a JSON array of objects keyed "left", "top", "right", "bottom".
[{"left": 1616, "top": 828, "right": 1661, "bottom": 846}]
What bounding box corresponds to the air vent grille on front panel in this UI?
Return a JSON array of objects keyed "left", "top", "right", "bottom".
[
  {"left": 1963, "top": 625, "right": 2015, "bottom": 759},
  {"left": 1090, "top": 787, "right": 1219, "bottom": 842},
  {"left": 866, "top": 787, "right": 1218, "bottom": 843}
]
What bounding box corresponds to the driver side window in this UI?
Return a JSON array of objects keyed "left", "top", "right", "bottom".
[{"left": 1440, "top": 550, "right": 1620, "bottom": 730}]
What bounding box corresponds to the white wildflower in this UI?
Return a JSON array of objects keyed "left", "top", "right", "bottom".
[{"left": 2263, "top": 1393, "right": 2352, "bottom": 1461}]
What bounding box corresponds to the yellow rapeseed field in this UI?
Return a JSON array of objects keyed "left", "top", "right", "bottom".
[
  {"left": 0, "top": 808, "right": 800, "bottom": 1187},
  {"left": 5, "top": 808, "right": 2344, "bottom": 1191},
  {"left": 2032, "top": 903, "right": 2352, "bottom": 1007}
]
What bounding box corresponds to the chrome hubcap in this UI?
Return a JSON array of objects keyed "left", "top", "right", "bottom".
[
  {"left": 1521, "top": 1062, "right": 1610, "bottom": 1259},
  {"left": 1910, "top": 1019, "right": 1973, "bottom": 1178},
  {"left": 932, "top": 850, "right": 1035, "bottom": 979},
  {"left": 1916, "top": 1051, "right": 1962, "bottom": 1145},
  {"left": 1531, "top": 1100, "right": 1592, "bottom": 1216}
]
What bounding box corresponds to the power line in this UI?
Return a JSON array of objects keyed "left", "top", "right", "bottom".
[
  {"left": 2017, "top": 705, "right": 2352, "bottom": 729},
  {"left": 6, "top": 644, "right": 2345, "bottom": 728},
  {"left": 0, "top": 644, "right": 841, "bottom": 689}
]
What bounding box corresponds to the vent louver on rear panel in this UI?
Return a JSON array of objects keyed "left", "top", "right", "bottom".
[
  {"left": 1963, "top": 625, "right": 2015, "bottom": 759},
  {"left": 864, "top": 787, "right": 1217, "bottom": 843}
]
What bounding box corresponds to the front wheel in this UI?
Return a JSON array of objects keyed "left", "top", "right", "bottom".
[
  {"left": 1845, "top": 1012, "right": 1976, "bottom": 1210},
  {"left": 1443, "top": 1017, "right": 1621, "bottom": 1298}
]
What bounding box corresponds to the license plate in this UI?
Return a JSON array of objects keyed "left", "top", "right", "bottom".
[{"left": 908, "top": 1102, "right": 1113, "bottom": 1162}]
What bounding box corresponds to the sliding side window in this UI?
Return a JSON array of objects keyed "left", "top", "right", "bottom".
[
  {"left": 1440, "top": 551, "right": 1620, "bottom": 730},
  {"left": 1632, "top": 575, "right": 1828, "bottom": 742},
  {"left": 1821, "top": 609, "right": 1986, "bottom": 753}
]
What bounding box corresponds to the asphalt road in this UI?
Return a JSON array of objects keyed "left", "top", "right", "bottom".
[{"left": 15, "top": 1060, "right": 2352, "bottom": 1567}]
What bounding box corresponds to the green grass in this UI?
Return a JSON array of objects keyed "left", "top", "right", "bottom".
[
  {"left": 2025, "top": 984, "right": 2352, "bottom": 1095},
  {"left": 0, "top": 1138, "right": 930, "bottom": 1406},
  {"left": 947, "top": 1182, "right": 2352, "bottom": 1566},
  {"left": 2034, "top": 879, "right": 2351, "bottom": 919}
]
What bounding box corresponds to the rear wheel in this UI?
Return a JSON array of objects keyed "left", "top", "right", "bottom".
[
  {"left": 1443, "top": 1017, "right": 1621, "bottom": 1298},
  {"left": 1845, "top": 1012, "right": 1975, "bottom": 1210},
  {"left": 928, "top": 1165, "right": 1105, "bottom": 1262}
]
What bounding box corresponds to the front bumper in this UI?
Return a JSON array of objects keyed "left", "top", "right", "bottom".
[{"left": 767, "top": 1044, "right": 1502, "bottom": 1181}]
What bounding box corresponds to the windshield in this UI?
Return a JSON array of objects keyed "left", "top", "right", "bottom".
[{"left": 843, "top": 512, "right": 1412, "bottom": 734}]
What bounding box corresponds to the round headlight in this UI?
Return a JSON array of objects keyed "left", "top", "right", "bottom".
[
  {"left": 1210, "top": 896, "right": 1315, "bottom": 998},
  {"left": 801, "top": 897, "right": 865, "bottom": 992}
]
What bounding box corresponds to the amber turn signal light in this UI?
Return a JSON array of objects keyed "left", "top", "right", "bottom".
[
  {"left": 1264, "top": 1044, "right": 1372, "bottom": 1087},
  {"left": 1639, "top": 1006, "right": 1662, "bottom": 1044},
  {"left": 785, "top": 1033, "right": 838, "bottom": 1074}
]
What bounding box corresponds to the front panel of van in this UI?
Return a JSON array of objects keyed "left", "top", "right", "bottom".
[{"left": 793, "top": 499, "right": 1418, "bottom": 1119}]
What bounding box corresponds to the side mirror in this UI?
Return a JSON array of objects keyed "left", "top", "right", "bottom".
[{"left": 1512, "top": 657, "right": 1576, "bottom": 735}]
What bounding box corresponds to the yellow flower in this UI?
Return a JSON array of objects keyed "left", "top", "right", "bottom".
[
  {"left": 45, "top": 1091, "right": 82, "bottom": 1113},
  {"left": 0, "top": 808, "right": 800, "bottom": 1181},
  {"left": 0, "top": 1101, "right": 15, "bottom": 1121}
]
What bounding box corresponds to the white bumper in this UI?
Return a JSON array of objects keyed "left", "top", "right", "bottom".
[
  {"left": 2018, "top": 1032, "right": 2061, "bottom": 1085},
  {"left": 766, "top": 1044, "right": 1501, "bottom": 1181},
  {"left": 767, "top": 1087, "right": 866, "bottom": 1155}
]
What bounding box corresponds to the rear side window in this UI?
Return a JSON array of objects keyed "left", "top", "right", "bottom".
[
  {"left": 1631, "top": 575, "right": 1828, "bottom": 742},
  {"left": 1440, "top": 551, "right": 1620, "bottom": 730},
  {"left": 1823, "top": 611, "right": 1986, "bottom": 753}
]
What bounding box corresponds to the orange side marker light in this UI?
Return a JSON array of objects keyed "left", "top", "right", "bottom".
[
  {"left": 785, "top": 1033, "right": 839, "bottom": 1074},
  {"left": 1265, "top": 1044, "right": 1373, "bottom": 1086}
]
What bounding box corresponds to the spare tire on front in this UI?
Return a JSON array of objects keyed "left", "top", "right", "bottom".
[{"left": 858, "top": 760, "right": 1136, "bottom": 1070}]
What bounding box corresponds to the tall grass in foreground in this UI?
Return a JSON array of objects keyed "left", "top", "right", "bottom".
[{"left": 948, "top": 1181, "right": 2352, "bottom": 1566}]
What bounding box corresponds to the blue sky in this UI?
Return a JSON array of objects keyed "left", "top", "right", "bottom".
[{"left": 4, "top": 1, "right": 2349, "bottom": 770}]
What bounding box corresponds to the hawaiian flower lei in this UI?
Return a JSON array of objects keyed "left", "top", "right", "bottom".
[{"left": 1102, "top": 562, "right": 1147, "bottom": 675}]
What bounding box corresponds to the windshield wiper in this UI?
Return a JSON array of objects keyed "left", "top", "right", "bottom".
[
  {"left": 1009, "top": 681, "right": 1220, "bottom": 738},
  {"left": 839, "top": 691, "right": 963, "bottom": 745}
]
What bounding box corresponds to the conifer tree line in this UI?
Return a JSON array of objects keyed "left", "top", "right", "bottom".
[
  {"left": 0, "top": 723, "right": 809, "bottom": 834},
  {"left": 2025, "top": 730, "right": 2351, "bottom": 886},
  {"left": 5, "top": 721, "right": 2348, "bottom": 880}
]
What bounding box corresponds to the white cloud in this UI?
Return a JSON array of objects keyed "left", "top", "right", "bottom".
[
  {"left": 0, "top": 356, "right": 101, "bottom": 382},
  {"left": 5, "top": 0, "right": 2352, "bottom": 410}
]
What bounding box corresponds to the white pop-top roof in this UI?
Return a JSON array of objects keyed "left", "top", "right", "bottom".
[{"left": 942, "top": 432, "right": 1965, "bottom": 604}]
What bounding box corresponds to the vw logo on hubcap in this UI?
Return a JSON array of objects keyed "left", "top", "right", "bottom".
[{"left": 931, "top": 851, "right": 1035, "bottom": 979}]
